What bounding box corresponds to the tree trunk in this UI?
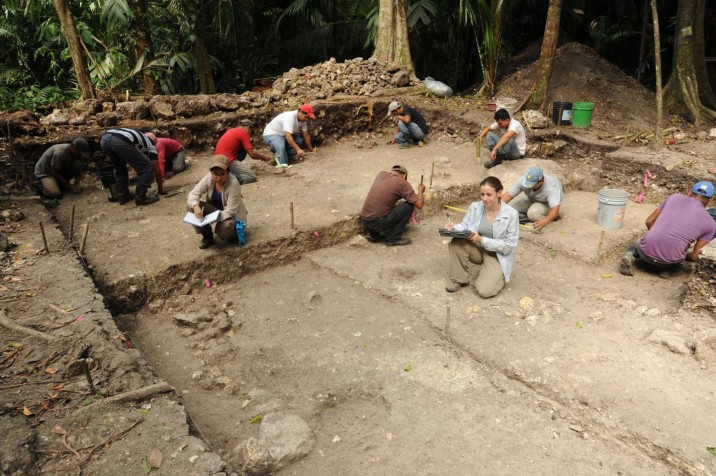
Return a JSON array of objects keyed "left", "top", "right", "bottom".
[
  {"left": 651, "top": 0, "right": 663, "bottom": 148},
  {"left": 636, "top": 0, "right": 649, "bottom": 82},
  {"left": 193, "top": 19, "right": 216, "bottom": 93},
  {"left": 52, "top": 0, "right": 94, "bottom": 99},
  {"left": 662, "top": 0, "right": 716, "bottom": 123},
  {"left": 525, "top": 0, "right": 562, "bottom": 111},
  {"left": 371, "top": 0, "right": 414, "bottom": 74},
  {"left": 127, "top": 0, "right": 160, "bottom": 94}
]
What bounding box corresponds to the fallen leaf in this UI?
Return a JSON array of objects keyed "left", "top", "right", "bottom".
[
  {"left": 600, "top": 274, "right": 613, "bottom": 279},
  {"left": 519, "top": 296, "right": 534, "bottom": 312},
  {"left": 707, "top": 447, "right": 716, "bottom": 456},
  {"left": 8, "top": 342, "right": 22, "bottom": 348},
  {"left": 147, "top": 448, "right": 163, "bottom": 469},
  {"left": 44, "top": 367, "right": 59, "bottom": 374},
  {"left": 248, "top": 414, "right": 263, "bottom": 424},
  {"left": 403, "top": 364, "right": 412, "bottom": 372},
  {"left": 52, "top": 383, "right": 65, "bottom": 390},
  {"left": 141, "top": 459, "right": 151, "bottom": 474},
  {"left": 51, "top": 425, "right": 67, "bottom": 435},
  {"left": 22, "top": 406, "right": 34, "bottom": 416},
  {"left": 576, "top": 321, "right": 583, "bottom": 329}
]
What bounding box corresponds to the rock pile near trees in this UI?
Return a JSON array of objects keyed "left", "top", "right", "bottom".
[{"left": 36, "top": 57, "right": 419, "bottom": 126}]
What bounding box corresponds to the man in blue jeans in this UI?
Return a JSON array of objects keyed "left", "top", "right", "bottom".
[
  {"left": 360, "top": 165, "right": 426, "bottom": 246},
  {"left": 479, "top": 108, "right": 527, "bottom": 169},
  {"left": 100, "top": 128, "right": 160, "bottom": 206},
  {"left": 262, "top": 104, "right": 316, "bottom": 167},
  {"left": 387, "top": 101, "right": 429, "bottom": 148}
]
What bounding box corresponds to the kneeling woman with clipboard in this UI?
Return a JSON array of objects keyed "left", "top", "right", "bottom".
[{"left": 443, "top": 176, "right": 519, "bottom": 298}]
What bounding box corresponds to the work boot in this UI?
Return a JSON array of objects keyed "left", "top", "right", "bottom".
[
  {"left": 107, "top": 183, "right": 120, "bottom": 202},
  {"left": 484, "top": 156, "right": 503, "bottom": 169},
  {"left": 117, "top": 183, "right": 135, "bottom": 205},
  {"left": 364, "top": 232, "right": 385, "bottom": 243},
  {"left": 445, "top": 282, "right": 468, "bottom": 293},
  {"left": 619, "top": 254, "right": 634, "bottom": 276},
  {"left": 198, "top": 228, "right": 215, "bottom": 249},
  {"left": 385, "top": 237, "right": 412, "bottom": 246},
  {"left": 134, "top": 185, "right": 159, "bottom": 206}
]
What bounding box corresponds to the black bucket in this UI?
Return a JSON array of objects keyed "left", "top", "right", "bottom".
[
  {"left": 552, "top": 101, "right": 573, "bottom": 126},
  {"left": 98, "top": 166, "right": 115, "bottom": 187}
]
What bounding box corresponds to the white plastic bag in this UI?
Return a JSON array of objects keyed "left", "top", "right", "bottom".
[{"left": 424, "top": 76, "right": 453, "bottom": 98}]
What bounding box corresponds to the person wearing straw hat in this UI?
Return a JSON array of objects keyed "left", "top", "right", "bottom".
[
  {"left": 34, "top": 137, "right": 89, "bottom": 198},
  {"left": 386, "top": 101, "right": 429, "bottom": 148},
  {"left": 186, "top": 155, "right": 248, "bottom": 249},
  {"left": 502, "top": 166, "right": 563, "bottom": 231},
  {"left": 215, "top": 119, "right": 274, "bottom": 184},
  {"left": 620, "top": 181, "right": 716, "bottom": 277},
  {"left": 360, "top": 165, "right": 426, "bottom": 246},
  {"left": 262, "top": 104, "right": 317, "bottom": 167},
  {"left": 478, "top": 108, "right": 526, "bottom": 169}
]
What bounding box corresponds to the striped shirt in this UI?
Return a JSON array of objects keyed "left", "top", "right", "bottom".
[{"left": 107, "top": 128, "right": 158, "bottom": 161}]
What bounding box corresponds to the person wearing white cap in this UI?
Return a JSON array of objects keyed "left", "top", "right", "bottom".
[
  {"left": 186, "top": 155, "right": 248, "bottom": 249},
  {"left": 34, "top": 137, "right": 89, "bottom": 198},
  {"left": 502, "top": 166, "right": 563, "bottom": 231},
  {"left": 386, "top": 101, "right": 429, "bottom": 148},
  {"left": 262, "top": 104, "right": 317, "bottom": 167},
  {"left": 620, "top": 181, "right": 716, "bottom": 277}
]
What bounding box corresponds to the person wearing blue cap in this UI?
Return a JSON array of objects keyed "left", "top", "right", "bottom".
[
  {"left": 502, "top": 166, "right": 563, "bottom": 231},
  {"left": 620, "top": 181, "right": 716, "bottom": 277}
]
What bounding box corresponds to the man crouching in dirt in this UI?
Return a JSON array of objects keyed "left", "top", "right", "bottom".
[
  {"left": 34, "top": 137, "right": 89, "bottom": 198},
  {"left": 360, "top": 165, "right": 426, "bottom": 246},
  {"left": 620, "top": 181, "right": 716, "bottom": 278},
  {"left": 478, "top": 108, "right": 526, "bottom": 169},
  {"left": 386, "top": 101, "right": 430, "bottom": 148}
]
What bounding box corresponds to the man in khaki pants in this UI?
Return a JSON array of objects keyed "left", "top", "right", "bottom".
[{"left": 502, "top": 166, "right": 563, "bottom": 231}]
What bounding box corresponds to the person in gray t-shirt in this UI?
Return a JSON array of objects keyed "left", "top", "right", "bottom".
[
  {"left": 34, "top": 137, "right": 89, "bottom": 198},
  {"left": 502, "top": 166, "right": 563, "bottom": 231}
]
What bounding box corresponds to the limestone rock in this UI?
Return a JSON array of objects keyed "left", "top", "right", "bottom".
[
  {"left": 175, "top": 95, "right": 212, "bottom": 117},
  {"left": 40, "top": 109, "right": 70, "bottom": 126},
  {"left": 71, "top": 99, "right": 102, "bottom": 117},
  {"left": 149, "top": 99, "right": 175, "bottom": 119},
  {"left": 115, "top": 100, "right": 150, "bottom": 119},
  {"left": 202, "top": 343, "right": 235, "bottom": 365},
  {"left": 694, "top": 328, "right": 716, "bottom": 368},
  {"left": 646, "top": 329, "right": 691, "bottom": 355},
  {"left": 233, "top": 437, "right": 272, "bottom": 476},
  {"left": 174, "top": 309, "right": 213, "bottom": 327},
  {"left": 259, "top": 413, "right": 315, "bottom": 467},
  {"left": 391, "top": 70, "right": 411, "bottom": 87},
  {"left": 95, "top": 112, "right": 118, "bottom": 127},
  {"left": 214, "top": 93, "right": 241, "bottom": 111}
]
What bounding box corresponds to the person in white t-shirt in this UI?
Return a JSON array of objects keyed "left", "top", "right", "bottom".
[
  {"left": 262, "top": 104, "right": 316, "bottom": 167},
  {"left": 478, "top": 108, "right": 526, "bottom": 169},
  {"left": 502, "top": 166, "right": 563, "bottom": 231}
]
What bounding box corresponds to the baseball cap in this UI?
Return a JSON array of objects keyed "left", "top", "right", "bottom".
[
  {"left": 691, "top": 180, "right": 715, "bottom": 198},
  {"left": 299, "top": 104, "right": 316, "bottom": 119},
  {"left": 238, "top": 118, "right": 256, "bottom": 127},
  {"left": 210, "top": 155, "right": 229, "bottom": 171},
  {"left": 386, "top": 101, "right": 401, "bottom": 118},
  {"left": 71, "top": 137, "right": 90, "bottom": 159},
  {"left": 521, "top": 166, "right": 544, "bottom": 188},
  {"left": 391, "top": 164, "right": 408, "bottom": 176}
]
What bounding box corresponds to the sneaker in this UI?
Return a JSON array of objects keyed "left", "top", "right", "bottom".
[
  {"left": 364, "top": 233, "right": 385, "bottom": 243},
  {"left": 199, "top": 237, "right": 215, "bottom": 249},
  {"left": 398, "top": 142, "right": 414, "bottom": 149},
  {"left": 619, "top": 255, "right": 634, "bottom": 276},
  {"left": 484, "top": 157, "right": 503, "bottom": 169},
  {"left": 445, "top": 282, "right": 468, "bottom": 293},
  {"left": 385, "top": 238, "right": 412, "bottom": 246},
  {"left": 418, "top": 140, "right": 425, "bottom": 147}
]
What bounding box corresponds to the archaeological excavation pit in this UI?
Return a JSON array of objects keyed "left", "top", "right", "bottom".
[{"left": 4, "top": 101, "right": 716, "bottom": 475}]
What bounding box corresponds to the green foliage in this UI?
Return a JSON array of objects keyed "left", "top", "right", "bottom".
[{"left": 0, "top": 85, "right": 77, "bottom": 111}]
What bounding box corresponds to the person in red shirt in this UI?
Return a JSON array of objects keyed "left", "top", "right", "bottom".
[
  {"left": 214, "top": 119, "right": 273, "bottom": 184},
  {"left": 146, "top": 133, "right": 186, "bottom": 182}
]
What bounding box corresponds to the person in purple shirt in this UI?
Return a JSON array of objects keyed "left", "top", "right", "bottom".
[{"left": 620, "top": 181, "right": 716, "bottom": 277}]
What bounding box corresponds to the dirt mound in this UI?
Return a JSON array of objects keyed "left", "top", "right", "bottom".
[{"left": 498, "top": 42, "right": 657, "bottom": 132}]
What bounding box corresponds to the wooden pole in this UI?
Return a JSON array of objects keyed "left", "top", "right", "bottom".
[
  {"left": 429, "top": 162, "right": 435, "bottom": 189},
  {"left": 651, "top": 0, "right": 663, "bottom": 149},
  {"left": 79, "top": 223, "right": 89, "bottom": 256},
  {"left": 420, "top": 174, "right": 424, "bottom": 185},
  {"left": 39, "top": 222, "right": 49, "bottom": 254},
  {"left": 596, "top": 230, "right": 606, "bottom": 260},
  {"left": 70, "top": 205, "right": 76, "bottom": 241},
  {"left": 290, "top": 202, "right": 295, "bottom": 229},
  {"left": 81, "top": 359, "right": 95, "bottom": 394}
]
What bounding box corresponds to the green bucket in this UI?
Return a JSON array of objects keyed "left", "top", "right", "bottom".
[{"left": 572, "top": 102, "right": 594, "bottom": 128}]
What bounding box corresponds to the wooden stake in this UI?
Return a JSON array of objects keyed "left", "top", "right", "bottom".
[
  {"left": 79, "top": 223, "right": 89, "bottom": 256},
  {"left": 429, "top": 162, "right": 435, "bottom": 189},
  {"left": 596, "top": 230, "right": 606, "bottom": 260},
  {"left": 39, "top": 222, "right": 49, "bottom": 254},
  {"left": 444, "top": 305, "right": 451, "bottom": 335},
  {"left": 624, "top": 126, "right": 630, "bottom": 146},
  {"left": 420, "top": 174, "right": 424, "bottom": 185},
  {"left": 70, "top": 205, "right": 76, "bottom": 241},
  {"left": 81, "top": 359, "right": 95, "bottom": 394},
  {"left": 290, "top": 202, "right": 295, "bottom": 229}
]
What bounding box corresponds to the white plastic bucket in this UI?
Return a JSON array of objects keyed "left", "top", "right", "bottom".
[
  {"left": 597, "top": 189, "right": 629, "bottom": 229},
  {"left": 495, "top": 97, "right": 517, "bottom": 116}
]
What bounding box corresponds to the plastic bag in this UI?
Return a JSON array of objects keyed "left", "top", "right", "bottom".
[
  {"left": 235, "top": 218, "right": 247, "bottom": 246},
  {"left": 423, "top": 76, "right": 453, "bottom": 98}
]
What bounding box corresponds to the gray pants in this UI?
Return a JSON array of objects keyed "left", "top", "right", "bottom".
[
  {"left": 229, "top": 160, "right": 257, "bottom": 185},
  {"left": 508, "top": 194, "right": 550, "bottom": 223},
  {"left": 448, "top": 238, "right": 505, "bottom": 298},
  {"left": 486, "top": 131, "right": 522, "bottom": 160},
  {"left": 168, "top": 149, "right": 186, "bottom": 174}
]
